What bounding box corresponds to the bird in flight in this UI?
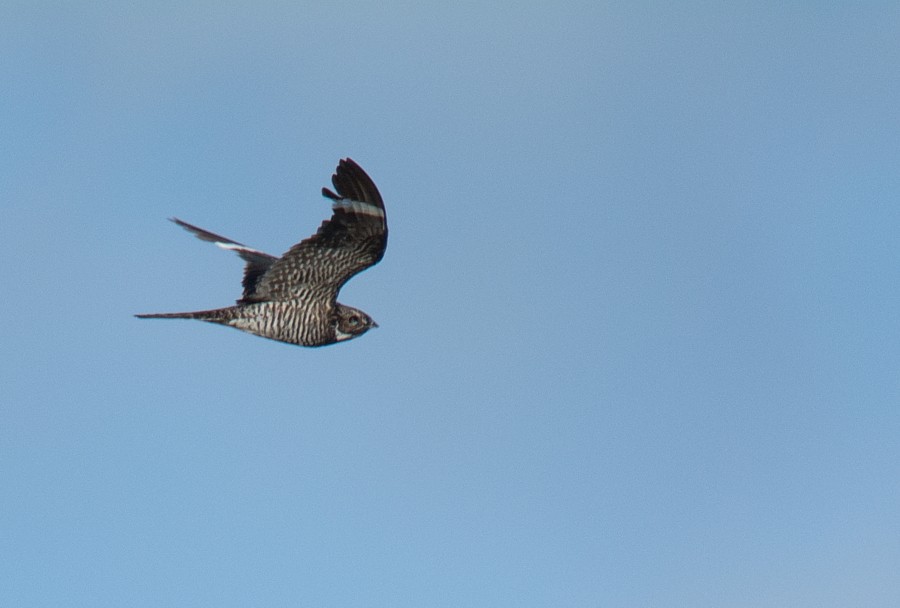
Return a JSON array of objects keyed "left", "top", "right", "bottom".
[{"left": 136, "top": 158, "right": 386, "bottom": 347}]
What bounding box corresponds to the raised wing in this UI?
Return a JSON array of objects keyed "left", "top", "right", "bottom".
[
  {"left": 245, "top": 158, "right": 387, "bottom": 304},
  {"left": 171, "top": 218, "right": 278, "bottom": 301}
]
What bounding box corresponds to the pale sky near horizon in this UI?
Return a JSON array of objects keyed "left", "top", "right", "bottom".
[{"left": 3, "top": 3, "right": 900, "bottom": 606}]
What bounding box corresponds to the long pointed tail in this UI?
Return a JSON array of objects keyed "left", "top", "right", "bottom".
[
  {"left": 135, "top": 311, "right": 202, "bottom": 320},
  {"left": 134, "top": 307, "right": 235, "bottom": 322}
]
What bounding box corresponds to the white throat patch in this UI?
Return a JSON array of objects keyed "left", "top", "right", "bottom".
[{"left": 334, "top": 326, "right": 355, "bottom": 341}]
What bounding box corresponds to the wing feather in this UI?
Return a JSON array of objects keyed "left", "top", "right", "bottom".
[
  {"left": 171, "top": 218, "right": 278, "bottom": 301},
  {"left": 245, "top": 158, "right": 387, "bottom": 304}
]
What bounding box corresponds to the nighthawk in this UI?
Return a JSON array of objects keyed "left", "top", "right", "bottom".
[{"left": 136, "top": 158, "right": 386, "bottom": 347}]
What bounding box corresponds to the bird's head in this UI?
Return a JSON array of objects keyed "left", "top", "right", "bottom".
[{"left": 333, "top": 304, "right": 378, "bottom": 342}]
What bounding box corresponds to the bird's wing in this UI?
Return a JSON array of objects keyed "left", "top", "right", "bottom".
[
  {"left": 245, "top": 158, "right": 387, "bottom": 304},
  {"left": 170, "top": 218, "right": 278, "bottom": 302}
]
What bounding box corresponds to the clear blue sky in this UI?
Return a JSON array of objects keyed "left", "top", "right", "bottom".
[{"left": 2, "top": 3, "right": 899, "bottom": 606}]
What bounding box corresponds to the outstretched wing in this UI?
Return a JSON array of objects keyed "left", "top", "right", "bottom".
[
  {"left": 245, "top": 158, "right": 387, "bottom": 304},
  {"left": 170, "top": 218, "right": 278, "bottom": 301}
]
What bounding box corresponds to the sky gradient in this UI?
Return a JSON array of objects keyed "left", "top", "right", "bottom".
[{"left": 3, "top": 3, "right": 900, "bottom": 606}]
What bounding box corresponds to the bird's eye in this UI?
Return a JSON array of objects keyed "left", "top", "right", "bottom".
[{"left": 349, "top": 315, "right": 360, "bottom": 326}]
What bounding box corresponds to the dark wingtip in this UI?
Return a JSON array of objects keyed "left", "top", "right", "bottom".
[
  {"left": 169, "top": 217, "right": 202, "bottom": 233},
  {"left": 169, "top": 217, "right": 195, "bottom": 231},
  {"left": 326, "top": 158, "right": 384, "bottom": 209}
]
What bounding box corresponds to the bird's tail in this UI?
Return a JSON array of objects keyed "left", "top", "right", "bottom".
[{"left": 134, "top": 306, "right": 236, "bottom": 323}]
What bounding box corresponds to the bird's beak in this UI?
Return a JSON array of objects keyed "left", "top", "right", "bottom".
[{"left": 371, "top": 321, "right": 379, "bottom": 328}]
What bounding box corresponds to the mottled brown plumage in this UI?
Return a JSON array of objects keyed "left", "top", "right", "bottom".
[{"left": 136, "top": 158, "right": 386, "bottom": 347}]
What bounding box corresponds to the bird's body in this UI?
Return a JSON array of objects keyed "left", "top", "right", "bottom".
[{"left": 136, "top": 158, "right": 386, "bottom": 347}]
